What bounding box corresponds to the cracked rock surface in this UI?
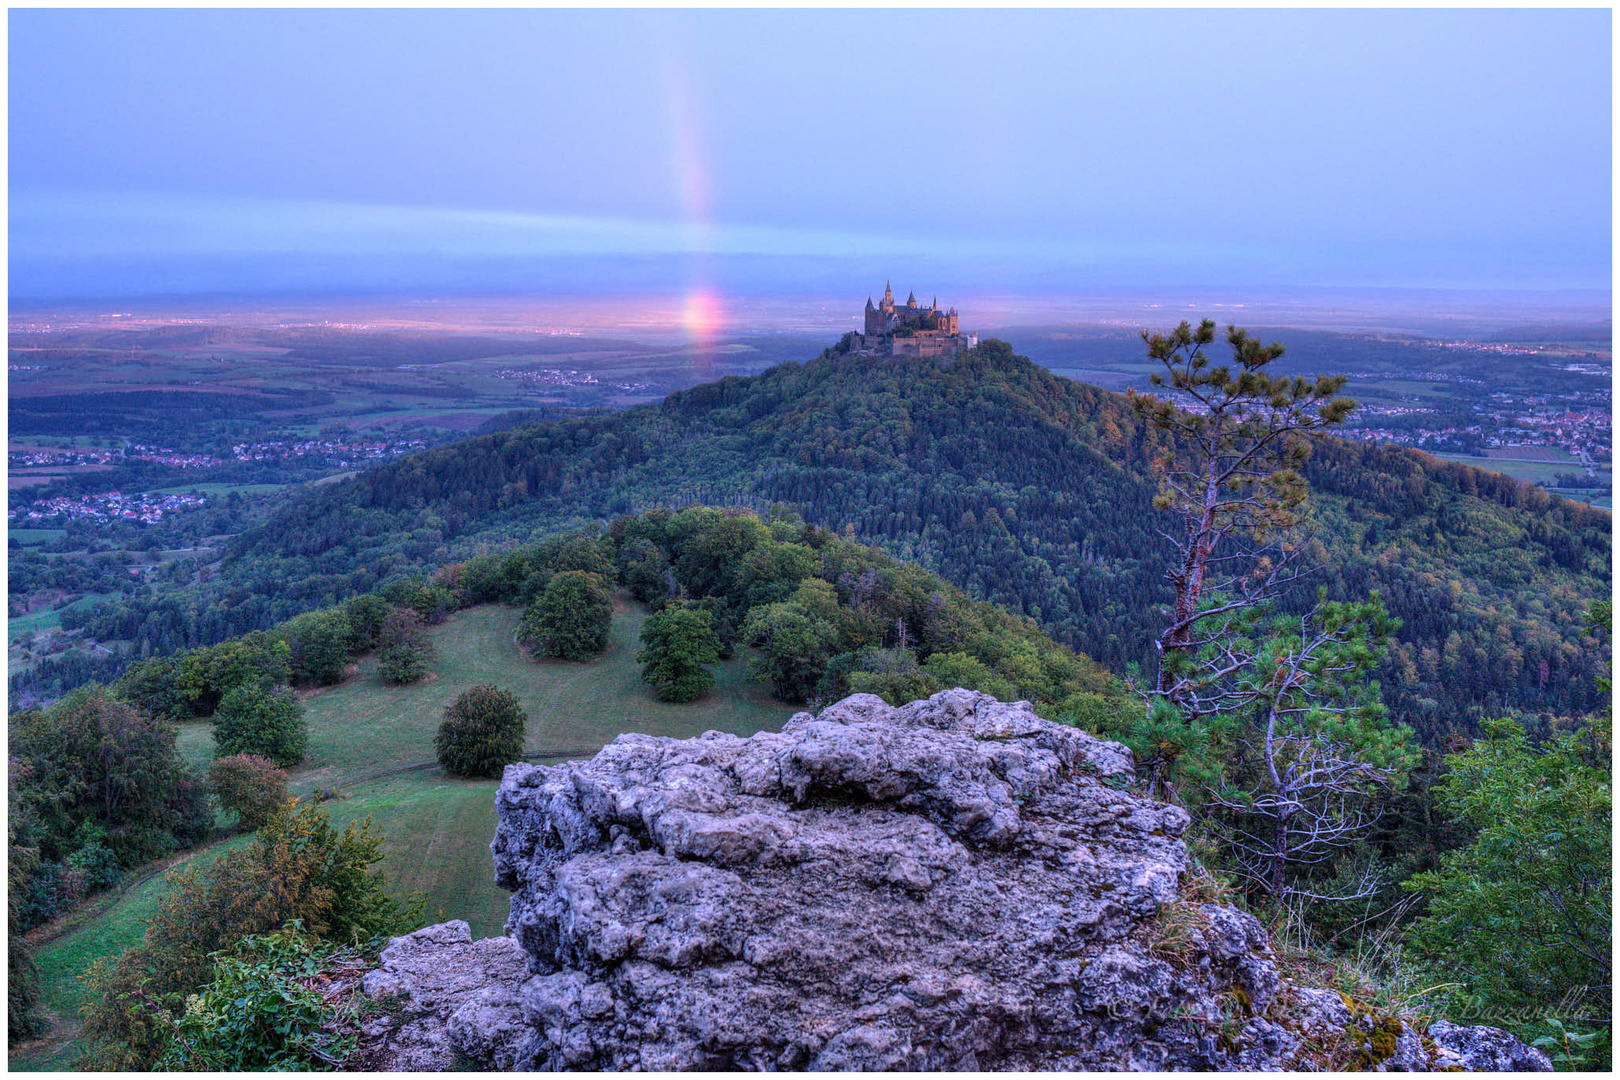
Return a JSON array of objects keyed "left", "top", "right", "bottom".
[{"left": 364, "top": 690, "right": 1550, "bottom": 1071}]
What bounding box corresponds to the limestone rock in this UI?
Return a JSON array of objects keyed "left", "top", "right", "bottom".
[
  {"left": 367, "top": 690, "right": 1550, "bottom": 1072},
  {"left": 1429, "top": 1020, "right": 1555, "bottom": 1071},
  {"left": 358, "top": 920, "right": 529, "bottom": 1070}
]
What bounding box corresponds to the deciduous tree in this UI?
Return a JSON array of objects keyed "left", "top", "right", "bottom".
[
  {"left": 436, "top": 684, "right": 527, "bottom": 778},
  {"left": 637, "top": 605, "right": 722, "bottom": 702},
  {"left": 212, "top": 682, "right": 307, "bottom": 768},
  {"left": 518, "top": 570, "right": 613, "bottom": 661}
]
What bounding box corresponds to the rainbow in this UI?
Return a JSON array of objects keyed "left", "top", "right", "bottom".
[{"left": 661, "top": 55, "right": 724, "bottom": 376}]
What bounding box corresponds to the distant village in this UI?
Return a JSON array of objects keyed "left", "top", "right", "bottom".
[
  {"left": 7, "top": 436, "right": 428, "bottom": 473},
  {"left": 1341, "top": 396, "right": 1610, "bottom": 465},
  {"left": 10, "top": 489, "right": 207, "bottom": 525},
  {"left": 493, "top": 368, "right": 659, "bottom": 394}
]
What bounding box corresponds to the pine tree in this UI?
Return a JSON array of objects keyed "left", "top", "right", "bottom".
[{"left": 1128, "top": 319, "right": 1356, "bottom": 720}]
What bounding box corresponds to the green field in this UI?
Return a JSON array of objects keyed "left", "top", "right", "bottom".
[
  {"left": 149, "top": 481, "right": 288, "bottom": 497},
  {"left": 7, "top": 528, "right": 66, "bottom": 546},
  {"left": 1433, "top": 452, "right": 1610, "bottom": 490},
  {"left": 11, "top": 836, "right": 256, "bottom": 1071},
  {"left": 16, "top": 596, "right": 791, "bottom": 1071},
  {"left": 8, "top": 594, "right": 120, "bottom": 642},
  {"left": 290, "top": 600, "right": 791, "bottom": 791}
]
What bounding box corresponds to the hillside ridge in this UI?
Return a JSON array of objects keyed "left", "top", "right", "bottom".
[{"left": 76, "top": 339, "right": 1611, "bottom": 736}]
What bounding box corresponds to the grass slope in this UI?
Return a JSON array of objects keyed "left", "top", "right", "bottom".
[
  {"left": 11, "top": 836, "right": 255, "bottom": 1072},
  {"left": 17, "top": 595, "right": 789, "bottom": 1071}
]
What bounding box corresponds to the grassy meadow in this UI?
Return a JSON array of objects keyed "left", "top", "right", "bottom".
[
  {"left": 11, "top": 836, "right": 256, "bottom": 1071},
  {"left": 14, "top": 594, "right": 791, "bottom": 1071}
]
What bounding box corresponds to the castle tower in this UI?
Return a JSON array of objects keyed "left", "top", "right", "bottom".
[
  {"left": 882, "top": 281, "right": 894, "bottom": 310},
  {"left": 906, "top": 290, "right": 917, "bottom": 309}
]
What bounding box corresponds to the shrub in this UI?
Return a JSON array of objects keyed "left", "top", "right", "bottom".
[
  {"left": 638, "top": 605, "right": 722, "bottom": 702},
  {"left": 517, "top": 570, "right": 613, "bottom": 661},
  {"left": 847, "top": 647, "right": 941, "bottom": 706},
  {"left": 744, "top": 592, "right": 843, "bottom": 701},
  {"left": 1405, "top": 715, "right": 1611, "bottom": 1064},
  {"left": 436, "top": 685, "right": 527, "bottom": 779},
  {"left": 213, "top": 682, "right": 308, "bottom": 768},
  {"left": 8, "top": 935, "right": 43, "bottom": 1047},
  {"left": 620, "top": 539, "right": 673, "bottom": 604},
  {"left": 64, "top": 823, "right": 125, "bottom": 893},
  {"left": 154, "top": 926, "right": 357, "bottom": 1071},
  {"left": 114, "top": 654, "right": 190, "bottom": 723},
  {"left": 80, "top": 799, "right": 415, "bottom": 1070},
  {"left": 376, "top": 605, "right": 429, "bottom": 646},
  {"left": 207, "top": 754, "right": 290, "bottom": 831},
  {"left": 922, "top": 651, "right": 1017, "bottom": 702},
  {"left": 343, "top": 592, "right": 392, "bottom": 654},
  {"left": 378, "top": 638, "right": 434, "bottom": 685},
  {"left": 8, "top": 779, "right": 44, "bottom": 1046}
]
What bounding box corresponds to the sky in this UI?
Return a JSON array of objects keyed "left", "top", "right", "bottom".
[{"left": 8, "top": 8, "right": 1613, "bottom": 303}]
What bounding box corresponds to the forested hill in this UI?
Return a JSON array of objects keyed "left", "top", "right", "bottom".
[{"left": 89, "top": 340, "right": 1609, "bottom": 737}]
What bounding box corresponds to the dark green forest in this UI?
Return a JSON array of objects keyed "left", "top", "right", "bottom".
[{"left": 48, "top": 339, "right": 1610, "bottom": 742}]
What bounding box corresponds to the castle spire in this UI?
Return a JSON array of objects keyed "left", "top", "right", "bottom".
[{"left": 884, "top": 281, "right": 893, "bottom": 305}]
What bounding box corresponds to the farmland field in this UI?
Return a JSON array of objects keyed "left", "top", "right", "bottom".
[{"left": 1432, "top": 452, "right": 1610, "bottom": 491}]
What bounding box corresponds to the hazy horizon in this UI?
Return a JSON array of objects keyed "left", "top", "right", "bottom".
[
  {"left": 9, "top": 283, "right": 1611, "bottom": 345},
  {"left": 10, "top": 8, "right": 1611, "bottom": 310}
]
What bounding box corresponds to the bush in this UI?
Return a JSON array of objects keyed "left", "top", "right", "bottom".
[
  {"left": 377, "top": 605, "right": 428, "bottom": 648},
  {"left": 80, "top": 799, "right": 415, "bottom": 1070},
  {"left": 8, "top": 935, "right": 43, "bottom": 1047},
  {"left": 638, "top": 605, "right": 722, "bottom": 702},
  {"left": 744, "top": 590, "right": 843, "bottom": 702},
  {"left": 9, "top": 778, "right": 45, "bottom": 1046},
  {"left": 114, "top": 654, "right": 190, "bottom": 723},
  {"left": 517, "top": 570, "right": 613, "bottom": 661},
  {"left": 620, "top": 539, "right": 673, "bottom": 604},
  {"left": 436, "top": 685, "right": 527, "bottom": 778},
  {"left": 154, "top": 926, "right": 357, "bottom": 1071},
  {"left": 847, "top": 647, "right": 941, "bottom": 706},
  {"left": 394, "top": 579, "right": 455, "bottom": 625},
  {"left": 378, "top": 639, "right": 434, "bottom": 685},
  {"left": 343, "top": 592, "right": 391, "bottom": 653},
  {"left": 207, "top": 754, "right": 290, "bottom": 831},
  {"left": 1405, "top": 715, "right": 1611, "bottom": 1065},
  {"left": 374, "top": 606, "right": 436, "bottom": 685},
  {"left": 64, "top": 823, "right": 125, "bottom": 893},
  {"left": 923, "top": 651, "right": 1017, "bottom": 702},
  {"left": 213, "top": 682, "right": 308, "bottom": 768}
]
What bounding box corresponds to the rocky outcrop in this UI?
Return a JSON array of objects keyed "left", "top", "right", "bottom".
[
  {"left": 364, "top": 689, "right": 1550, "bottom": 1071},
  {"left": 358, "top": 921, "right": 530, "bottom": 1070}
]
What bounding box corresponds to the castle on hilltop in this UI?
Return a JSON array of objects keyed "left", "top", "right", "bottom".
[{"left": 850, "top": 282, "right": 976, "bottom": 358}]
